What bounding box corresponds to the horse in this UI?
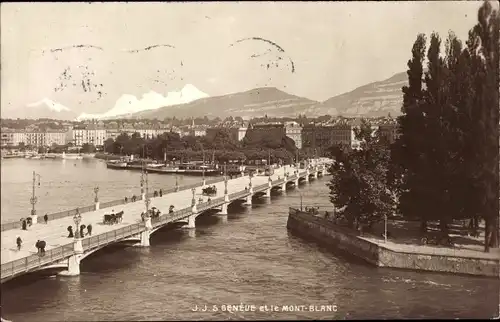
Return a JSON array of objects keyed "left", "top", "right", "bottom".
[
  {"left": 35, "top": 240, "right": 46, "bottom": 256},
  {"left": 26, "top": 217, "right": 33, "bottom": 226},
  {"left": 202, "top": 186, "right": 217, "bottom": 196},
  {"left": 115, "top": 211, "right": 124, "bottom": 223}
]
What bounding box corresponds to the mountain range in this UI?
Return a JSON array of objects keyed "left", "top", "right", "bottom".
[{"left": 3, "top": 72, "right": 407, "bottom": 121}]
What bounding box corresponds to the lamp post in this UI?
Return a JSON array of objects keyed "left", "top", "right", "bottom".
[
  {"left": 73, "top": 210, "right": 82, "bottom": 239},
  {"left": 224, "top": 161, "right": 227, "bottom": 180},
  {"left": 384, "top": 214, "right": 388, "bottom": 243},
  {"left": 191, "top": 188, "right": 196, "bottom": 206},
  {"left": 94, "top": 186, "right": 99, "bottom": 203},
  {"left": 140, "top": 164, "right": 145, "bottom": 197},
  {"left": 144, "top": 169, "right": 150, "bottom": 215},
  {"left": 30, "top": 171, "right": 41, "bottom": 219}
]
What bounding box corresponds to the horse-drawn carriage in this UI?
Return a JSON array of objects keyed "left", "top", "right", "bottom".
[
  {"left": 103, "top": 211, "right": 124, "bottom": 225},
  {"left": 202, "top": 185, "right": 217, "bottom": 196}
]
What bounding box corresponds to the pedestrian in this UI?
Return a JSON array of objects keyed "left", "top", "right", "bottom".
[
  {"left": 21, "top": 220, "right": 27, "bottom": 231},
  {"left": 67, "top": 225, "right": 74, "bottom": 238},
  {"left": 159, "top": 189, "right": 163, "bottom": 197},
  {"left": 125, "top": 197, "right": 128, "bottom": 203},
  {"left": 44, "top": 214, "right": 48, "bottom": 224},
  {"left": 16, "top": 236, "right": 22, "bottom": 251},
  {"left": 87, "top": 224, "right": 92, "bottom": 236}
]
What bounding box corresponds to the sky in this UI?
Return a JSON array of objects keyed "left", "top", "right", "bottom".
[{"left": 0, "top": 1, "right": 489, "bottom": 116}]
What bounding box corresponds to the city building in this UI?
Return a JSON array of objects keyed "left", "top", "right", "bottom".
[
  {"left": 206, "top": 122, "right": 248, "bottom": 142},
  {"left": 71, "top": 126, "right": 87, "bottom": 147},
  {"left": 246, "top": 122, "right": 286, "bottom": 142},
  {"left": 378, "top": 118, "right": 399, "bottom": 144},
  {"left": 45, "top": 130, "right": 67, "bottom": 146},
  {"left": 1, "top": 129, "right": 26, "bottom": 147},
  {"left": 284, "top": 121, "right": 303, "bottom": 149}
]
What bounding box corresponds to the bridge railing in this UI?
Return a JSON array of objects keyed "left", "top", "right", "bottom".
[
  {"left": 253, "top": 183, "right": 269, "bottom": 192},
  {"left": 152, "top": 207, "right": 192, "bottom": 227},
  {"left": 0, "top": 175, "right": 244, "bottom": 232},
  {"left": 1, "top": 243, "right": 74, "bottom": 281},
  {"left": 229, "top": 191, "right": 250, "bottom": 200},
  {"left": 197, "top": 197, "right": 225, "bottom": 212},
  {"left": 82, "top": 223, "right": 145, "bottom": 250}
]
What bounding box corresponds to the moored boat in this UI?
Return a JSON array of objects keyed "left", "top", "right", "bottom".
[{"left": 106, "top": 160, "right": 128, "bottom": 169}]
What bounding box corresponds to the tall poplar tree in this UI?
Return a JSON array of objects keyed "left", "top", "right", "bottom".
[{"left": 391, "top": 34, "right": 429, "bottom": 230}]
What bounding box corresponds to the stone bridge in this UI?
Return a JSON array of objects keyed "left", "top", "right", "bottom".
[{"left": 0, "top": 158, "right": 331, "bottom": 283}]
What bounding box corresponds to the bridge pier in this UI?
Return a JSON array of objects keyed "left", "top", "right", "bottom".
[
  {"left": 313, "top": 171, "right": 318, "bottom": 179},
  {"left": 219, "top": 194, "right": 229, "bottom": 215},
  {"left": 95, "top": 201, "right": 100, "bottom": 210},
  {"left": 202, "top": 178, "right": 206, "bottom": 188},
  {"left": 138, "top": 216, "right": 152, "bottom": 247},
  {"left": 140, "top": 230, "right": 151, "bottom": 247},
  {"left": 281, "top": 182, "right": 286, "bottom": 192},
  {"left": 186, "top": 214, "right": 196, "bottom": 228},
  {"left": 141, "top": 193, "right": 146, "bottom": 200},
  {"left": 294, "top": 178, "right": 299, "bottom": 186},
  {"left": 60, "top": 238, "right": 83, "bottom": 276}
]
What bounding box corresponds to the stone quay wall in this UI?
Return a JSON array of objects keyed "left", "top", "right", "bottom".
[{"left": 287, "top": 209, "right": 499, "bottom": 278}]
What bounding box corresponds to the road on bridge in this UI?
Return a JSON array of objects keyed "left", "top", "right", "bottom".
[{"left": 1, "top": 165, "right": 298, "bottom": 264}]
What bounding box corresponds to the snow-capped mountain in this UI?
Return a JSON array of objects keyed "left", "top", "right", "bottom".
[
  {"left": 77, "top": 84, "right": 209, "bottom": 121},
  {"left": 27, "top": 98, "right": 72, "bottom": 112},
  {"left": 5, "top": 98, "right": 79, "bottom": 120}
]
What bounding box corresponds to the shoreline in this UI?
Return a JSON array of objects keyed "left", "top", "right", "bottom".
[{"left": 287, "top": 209, "right": 500, "bottom": 278}]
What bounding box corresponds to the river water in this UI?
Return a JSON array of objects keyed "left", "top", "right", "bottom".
[{"left": 1, "top": 159, "right": 498, "bottom": 320}]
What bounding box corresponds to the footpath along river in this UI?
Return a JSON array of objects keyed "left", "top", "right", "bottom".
[{"left": 1, "top": 158, "right": 498, "bottom": 320}]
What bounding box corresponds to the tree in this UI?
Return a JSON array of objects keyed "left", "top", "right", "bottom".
[
  {"left": 467, "top": 1, "right": 499, "bottom": 250},
  {"left": 81, "top": 143, "right": 96, "bottom": 154},
  {"left": 391, "top": 33, "right": 429, "bottom": 228},
  {"left": 328, "top": 120, "right": 395, "bottom": 230}
]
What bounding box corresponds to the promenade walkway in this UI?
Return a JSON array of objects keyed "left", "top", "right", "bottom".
[{"left": 1, "top": 165, "right": 297, "bottom": 264}]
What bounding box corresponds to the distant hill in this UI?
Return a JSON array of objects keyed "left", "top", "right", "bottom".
[
  {"left": 308, "top": 72, "right": 407, "bottom": 117},
  {"left": 129, "top": 87, "right": 318, "bottom": 119}
]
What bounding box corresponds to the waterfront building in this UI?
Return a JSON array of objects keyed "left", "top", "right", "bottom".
[
  {"left": 0, "top": 128, "right": 26, "bottom": 147},
  {"left": 71, "top": 126, "right": 87, "bottom": 147},
  {"left": 45, "top": 130, "right": 67, "bottom": 146}
]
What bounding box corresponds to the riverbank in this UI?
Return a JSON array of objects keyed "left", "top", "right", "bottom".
[{"left": 287, "top": 209, "right": 500, "bottom": 278}]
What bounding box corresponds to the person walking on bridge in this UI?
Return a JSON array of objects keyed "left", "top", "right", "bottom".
[
  {"left": 87, "top": 224, "right": 93, "bottom": 236},
  {"left": 16, "top": 237, "right": 22, "bottom": 251},
  {"left": 44, "top": 213, "right": 48, "bottom": 224}
]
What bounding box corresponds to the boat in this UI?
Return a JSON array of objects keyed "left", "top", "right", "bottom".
[
  {"left": 106, "top": 160, "right": 129, "bottom": 169},
  {"left": 62, "top": 152, "right": 83, "bottom": 160}
]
